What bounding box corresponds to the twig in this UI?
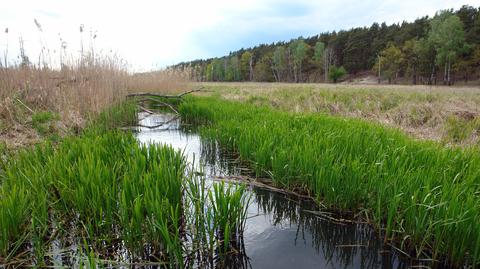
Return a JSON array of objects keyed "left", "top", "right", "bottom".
[
  {"left": 387, "top": 242, "right": 412, "bottom": 258},
  {"left": 158, "top": 101, "right": 179, "bottom": 114},
  {"left": 177, "top": 87, "right": 205, "bottom": 97},
  {"left": 336, "top": 244, "right": 367, "bottom": 248},
  {"left": 15, "top": 98, "right": 34, "bottom": 113},
  {"left": 138, "top": 105, "right": 154, "bottom": 114}
]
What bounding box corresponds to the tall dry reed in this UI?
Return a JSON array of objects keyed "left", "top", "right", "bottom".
[{"left": 0, "top": 29, "right": 190, "bottom": 147}]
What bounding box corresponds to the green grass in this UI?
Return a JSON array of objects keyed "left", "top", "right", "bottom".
[
  {"left": 88, "top": 100, "right": 138, "bottom": 131},
  {"left": 179, "top": 96, "right": 480, "bottom": 267},
  {"left": 31, "top": 111, "right": 59, "bottom": 135}
]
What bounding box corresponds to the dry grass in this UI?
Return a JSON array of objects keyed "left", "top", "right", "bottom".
[
  {"left": 196, "top": 82, "right": 480, "bottom": 146},
  {"left": 0, "top": 57, "right": 189, "bottom": 148}
]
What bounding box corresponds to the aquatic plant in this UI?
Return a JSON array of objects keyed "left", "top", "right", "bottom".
[{"left": 209, "top": 181, "right": 249, "bottom": 255}]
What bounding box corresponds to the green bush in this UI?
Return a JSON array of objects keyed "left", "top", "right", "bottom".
[{"left": 328, "top": 65, "right": 347, "bottom": 83}]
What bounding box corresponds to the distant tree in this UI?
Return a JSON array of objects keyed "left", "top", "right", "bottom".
[
  {"left": 211, "top": 59, "right": 225, "bottom": 81},
  {"left": 323, "top": 47, "right": 335, "bottom": 82},
  {"left": 240, "top": 51, "right": 253, "bottom": 81},
  {"left": 225, "top": 56, "right": 240, "bottom": 81},
  {"left": 469, "top": 11, "right": 480, "bottom": 44},
  {"left": 415, "top": 38, "right": 437, "bottom": 84},
  {"left": 343, "top": 27, "right": 371, "bottom": 73},
  {"left": 402, "top": 39, "right": 419, "bottom": 84},
  {"left": 456, "top": 5, "right": 480, "bottom": 43},
  {"left": 272, "top": 46, "right": 287, "bottom": 81},
  {"left": 289, "top": 39, "right": 309, "bottom": 82},
  {"left": 374, "top": 43, "right": 405, "bottom": 83},
  {"left": 328, "top": 65, "right": 347, "bottom": 83},
  {"left": 428, "top": 11, "right": 468, "bottom": 85},
  {"left": 205, "top": 62, "right": 213, "bottom": 81},
  {"left": 312, "top": 42, "right": 325, "bottom": 79},
  {"left": 253, "top": 54, "right": 274, "bottom": 82},
  {"left": 454, "top": 45, "right": 480, "bottom": 82},
  {"left": 313, "top": 41, "right": 325, "bottom": 63}
]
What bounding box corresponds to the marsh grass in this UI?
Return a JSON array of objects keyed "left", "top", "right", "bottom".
[
  {"left": 0, "top": 102, "right": 250, "bottom": 267},
  {"left": 209, "top": 182, "right": 249, "bottom": 255},
  {"left": 179, "top": 96, "right": 480, "bottom": 267},
  {"left": 183, "top": 165, "right": 250, "bottom": 267}
]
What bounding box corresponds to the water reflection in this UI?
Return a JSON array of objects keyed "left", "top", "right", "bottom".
[{"left": 135, "top": 113, "right": 417, "bottom": 269}]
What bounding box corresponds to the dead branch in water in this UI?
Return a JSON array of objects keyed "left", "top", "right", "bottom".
[
  {"left": 127, "top": 86, "right": 204, "bottom": 99},
  {"left": 133, "top": 115, "right": 180, "bottom": 129},
  {"left": 212, "top": 175, "right": 322, "bottom": 204},
  {"left": 138, "top": 105, "right": 154, "bottom": 114},
  {"left": 157, "top": 101, "right": 179, "bottom": 114}
]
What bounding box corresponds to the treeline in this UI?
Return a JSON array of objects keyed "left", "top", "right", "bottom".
[{"left": 173, "top": 6, "right": 480, "bottom": 85}]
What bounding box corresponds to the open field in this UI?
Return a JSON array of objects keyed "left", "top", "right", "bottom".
[{"left": 195, "top": 82, "right": 480, "bottom": 146}]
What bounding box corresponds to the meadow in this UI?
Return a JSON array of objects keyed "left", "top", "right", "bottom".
[{"left": 179, "top": 96, "right": 480, "bottom": 267}]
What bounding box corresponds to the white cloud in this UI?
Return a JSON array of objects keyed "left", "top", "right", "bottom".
[{"left": 0, "top": 0, "right": 479, "bottom": 71}]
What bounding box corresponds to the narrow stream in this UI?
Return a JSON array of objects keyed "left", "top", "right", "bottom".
[{"left": 136, "top": 113, "right": 416, "bottom": 269}]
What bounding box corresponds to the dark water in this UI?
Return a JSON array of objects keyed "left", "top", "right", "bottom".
[{"left": 136, "top": 113, "right": 418, "bottom": 269}]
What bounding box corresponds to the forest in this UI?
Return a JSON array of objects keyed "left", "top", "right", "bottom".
[{"left": 173, "top": 6, "right": 480, "bottom": 85}]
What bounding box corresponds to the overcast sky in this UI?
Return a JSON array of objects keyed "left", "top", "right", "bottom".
[{"left": 1, "top": 0, "right": 479, "bottom": 71}]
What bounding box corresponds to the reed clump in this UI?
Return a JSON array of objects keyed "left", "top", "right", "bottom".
[{"left": 179, "top": 96, "right": 480, "bottom": 267}]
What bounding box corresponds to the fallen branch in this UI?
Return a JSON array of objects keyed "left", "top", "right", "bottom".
[
  {"left": 138, "top": 105, "right": 154, "bottom": 114},
  {"left": 157, "top": 101, "right": 179, "bottom": 114},
  {"left": 211, "top": 175, "right": 320, "bottom": 203},
  {"left": 134, "top": 115, "right": 179, "bottom": 129},
  {"left": 127, "top": 86, "right": 204, "bottom": 99}
]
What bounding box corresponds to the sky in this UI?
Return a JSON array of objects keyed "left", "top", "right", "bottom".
[{"left": 1, "top": 0, "right": 479, "bottom": 71}]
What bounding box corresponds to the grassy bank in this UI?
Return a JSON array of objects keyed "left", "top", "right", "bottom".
[
  {"left": 0, "top": 101, "right": 249, "bottom": 267},
  {"left": 179, "top": 96, "right": 480, "bottom": 266},
  {"left": 195, "top": 82, "right": 480, "bottom": 146}
]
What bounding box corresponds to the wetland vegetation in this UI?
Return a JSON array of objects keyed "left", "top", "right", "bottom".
[
  {"left": 179, "top": 96, "right": 480, "bottom": 267},
  {"left": 0, "top": 102, "right": 250, "bottom": 267}
]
